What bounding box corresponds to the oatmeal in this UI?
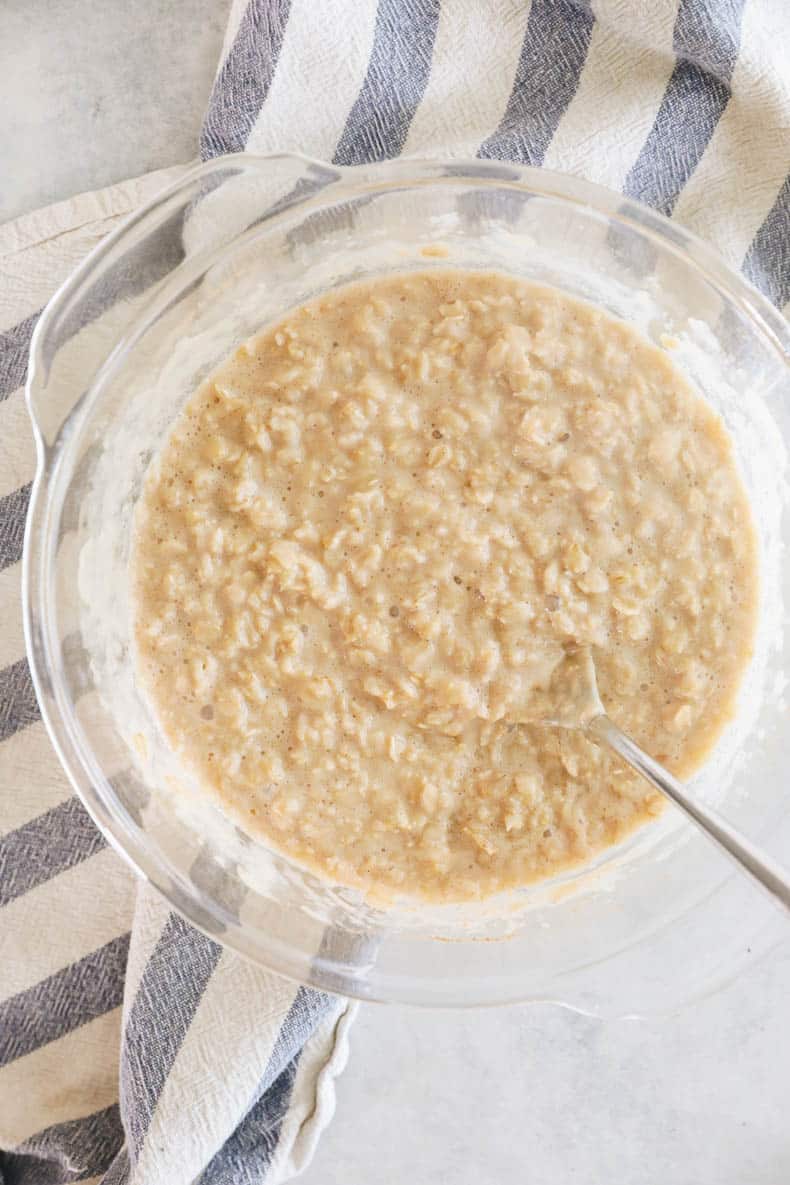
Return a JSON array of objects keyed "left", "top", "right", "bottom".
[{"left": 132, "top": 270, "right": 758, "bottom": 901}]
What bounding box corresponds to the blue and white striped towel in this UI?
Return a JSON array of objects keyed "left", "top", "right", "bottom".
[{"left": 1, "top": 1, "right": 788, "bottom": 1182}]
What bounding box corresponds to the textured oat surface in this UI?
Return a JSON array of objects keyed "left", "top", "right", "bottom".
[{"left": 132, "top": 270, "right": 757, "bottom": 900}]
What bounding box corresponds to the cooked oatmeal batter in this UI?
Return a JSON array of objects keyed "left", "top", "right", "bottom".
[{"left": 132, "top": 270, "right": 758, "bottom": 900}]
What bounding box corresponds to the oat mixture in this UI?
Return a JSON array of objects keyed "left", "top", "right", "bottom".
[{"left": 132, "top": 270, "right": 757, "bottom": 900}]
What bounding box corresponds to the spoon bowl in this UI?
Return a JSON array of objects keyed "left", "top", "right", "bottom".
[{"left": 519, "top": 646, "right": 790, "bottom": 914}]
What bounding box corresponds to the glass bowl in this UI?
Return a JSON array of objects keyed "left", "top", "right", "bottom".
[{"left": 23, "top": 154, "right": 790, "bottom": 1012}]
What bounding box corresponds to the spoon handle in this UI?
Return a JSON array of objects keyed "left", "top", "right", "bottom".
[{"left": 587, "top": 713, "right": 790, "bottom": 914}]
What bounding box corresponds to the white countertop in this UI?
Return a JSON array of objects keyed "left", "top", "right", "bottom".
[
  {"left": 0, "top": 0, "right": 226, "bottom": 222},
  {"left": 302, "top": 948, "right": 790, "bottom": 1185},
  {"left": 3, "top": 5, "right": 789, "bottom": 1180}
]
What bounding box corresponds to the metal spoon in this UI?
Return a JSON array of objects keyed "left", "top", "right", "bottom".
[{"left": 516, "top": 646, "right": 790, "bottom": 914}]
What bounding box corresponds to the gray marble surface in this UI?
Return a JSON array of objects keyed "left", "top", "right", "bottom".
[
  {"left": 3, "top": 6, "right": 789, "bottom": 1182},
  {"left": 302, "top": 944, "right": 790, "bottom": 1185},
  {"left": 0, "top": 0, "right": 227, "bottom": 222}
]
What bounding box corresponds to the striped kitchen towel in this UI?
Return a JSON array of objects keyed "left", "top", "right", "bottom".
[
  {"left": 1, "top": 0, "right": 789, "bottom": 1182},
  {"left": 203, "top": 0, "right": 788, "bottom": 310}
]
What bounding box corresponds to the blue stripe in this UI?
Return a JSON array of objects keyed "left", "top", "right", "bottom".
[
  {"left": 3, "top": 1103, "right": 122, "bottom": 1185},
  {"left": 189, "top": 844, "right": 248, "bottom": 930},
  {"left": 624, "top": 0, "right": 746, "bottom": 215},
  {"left": 0, "top": 657, "right": 40, "bottom": 744},
  {"left": 194, "top": 1057, "right": 302, "bottom": 1185},
  {"left": 267, "top": 986, "right": 334, "bottom": 1074},
  {"left": 0, "top": 310, "right": 39, "bottom": 402},
  {"left": 195, "top": 987, "right": 333, "bottom": 1184},
  {"left": 0, "top": 796, "right": 105, "bottom": 908},
  {"left": 0, "top": 481, "right": 31, "bottom": 572},
  {"left": 333, "top": 0, "right": 441, "bottom": 166},
  {"left": 478, "top": 0, "right": 595, "bottom": 167},
  {"left": 0, "top": 226, "right": 183, "bottom": 430},
  {"left": 0, "top": 934, "right": 130, "bottom": 1066},
  {"left": 120, "top": 913, "right": 222, "bottom": 1158},
  {"left": 742, "top": 174, "right": 790, "bottom": 309},
  {"left": 100, "top": 1145, "right": 130, "bottom": 1185},
  {"left": 314, "top": 924, "right": 379, "bottom": 994},
  {"left": 201, "top": 0, "right": 293, "bottom": 159}
]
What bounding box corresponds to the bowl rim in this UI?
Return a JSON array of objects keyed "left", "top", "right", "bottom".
[{"left": 22, "top": 152, "right": 790, "bottom": 1008}]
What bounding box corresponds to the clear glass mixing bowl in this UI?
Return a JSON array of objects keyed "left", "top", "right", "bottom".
[{"left": 23, "top": 155, "right": 790, "bottom": 1012}]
